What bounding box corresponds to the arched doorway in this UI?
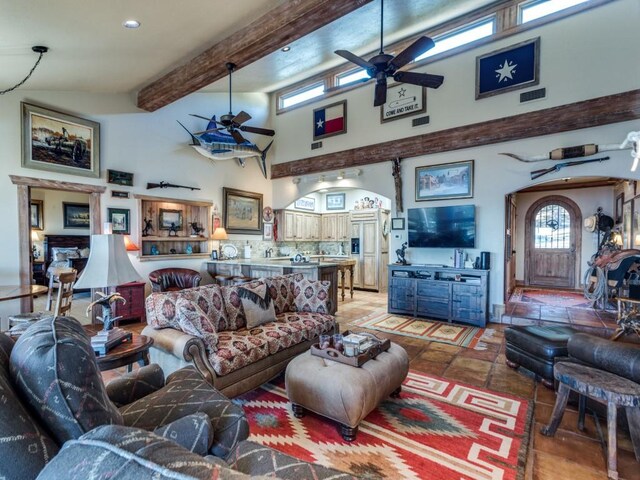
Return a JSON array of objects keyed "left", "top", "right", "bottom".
[{"left": 524, "top": 195, "right": 582, "bottom": 288}]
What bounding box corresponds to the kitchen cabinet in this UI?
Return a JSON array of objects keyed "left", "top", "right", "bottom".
[{"left": 276, "top": 210, "right": 320, "bottom": 241}]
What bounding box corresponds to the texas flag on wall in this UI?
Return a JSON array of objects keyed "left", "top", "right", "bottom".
[
  {"left": 313, "top": 101, "right": 346, "bottom": 140},
  {"left": 476, "top": 38, "right": 539, "bottom": 99}
]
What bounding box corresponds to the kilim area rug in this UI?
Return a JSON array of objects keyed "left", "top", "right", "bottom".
[
  {"left": 235, "top": 370, "right": 532, "bottom": 480},
  {"left": 509, "top": 287, "right": 593, "bottom": 310},
  {"left": 350, "top": 310, "right": 490, "bottom": 349}
]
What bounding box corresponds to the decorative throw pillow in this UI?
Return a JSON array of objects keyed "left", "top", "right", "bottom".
[
  {"left": 293, "top": 278, "right": 332, "bottom": 314},
  {"left": 51, "top": 247, "right": 80, "bottom": 260},
  {"left": 238, "top": 281, "right": 276, "bottom": 329},
  {"left": 176, "top": 297, "right": 219, "bottom": 351},
  {"left": 78, "top": 247, "right": 90, "bottom": 258},
  {"left": 10, "top": 316, "right": 123, "bottom": 445}
]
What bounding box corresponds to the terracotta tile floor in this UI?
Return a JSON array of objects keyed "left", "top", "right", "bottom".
[{"left": 112, "top": 290, "right": 638, "bottom": 480}]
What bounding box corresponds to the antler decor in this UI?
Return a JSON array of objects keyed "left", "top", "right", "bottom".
[{"left": 86, "top": 291, "right": 126, "bottom": 331}]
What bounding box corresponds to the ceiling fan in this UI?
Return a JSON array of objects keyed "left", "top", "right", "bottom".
[
  {"left": 334, "top": 0, "right": 444, "bottom": 107},
  {"left": 192, "top": 62, "right": 275, "bottom": 144}
]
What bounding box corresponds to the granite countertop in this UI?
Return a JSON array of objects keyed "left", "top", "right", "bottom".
[{"left": 206, "top": 258, "right": 345, "bottom": 268}]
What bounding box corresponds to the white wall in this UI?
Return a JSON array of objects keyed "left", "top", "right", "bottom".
[
  {"left": 514, "top": 186, "right": 613, "bottom": 285},
  {"left": 269, "top": 0, "right": 640, "bottom": 315},
  {"left": 0, "top": 89, "right": 272, "bottom": 320}
]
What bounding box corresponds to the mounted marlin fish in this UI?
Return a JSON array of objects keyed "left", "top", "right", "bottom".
[
  {"left": 178, "top": 62, "right": 275, "bottom": 178},
  {"left": 177, "top": 117, "right": 273, "bottom": 178}
]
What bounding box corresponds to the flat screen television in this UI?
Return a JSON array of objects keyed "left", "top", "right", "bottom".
[{"left": 408, "top": 205, "right": 475, "bottom": 248}]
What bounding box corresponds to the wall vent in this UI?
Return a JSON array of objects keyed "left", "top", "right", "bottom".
[
  {"left": 412, "top": 115, "right": 430, "bottom": 127},
  {"left": 311, "top": 141, "right": 323, "bottom": 150},
  {"left": 520, "top": 88, "right": 546, "bottom": 103}
]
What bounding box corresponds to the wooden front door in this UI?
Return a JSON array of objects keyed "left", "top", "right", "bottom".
[
  {"left": 525, "top": 196, "right": 581, "bottom": 288},
  {"left": 504, "top": 194, "right": 517, "bottom": 299}
]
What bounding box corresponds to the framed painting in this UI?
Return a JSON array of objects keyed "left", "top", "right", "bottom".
[
  {"left": 22, "top": 102, "right": 100, "bottom": 178},
  {"left": 415, "top": 160, "right": 474, "bottom": 201},
  {"left": 326, "top": 193, "right": 345, "bottom": 211},
  {"left": 108, "top": 208, "right": 130, "bottom": 234},
  {"left": 476, "top": 37, "right": 540, "bottom": 100},
  {"left": 159, "top": 209, "right": 183, "bottom": 230},
  {"left": 380, "top": 83, "right": 426, "bottom": 123},
  {"left": 263, "top": 222, "right": 274, "bottom": 241},
  {"left": 223, "top": 187, "right": 263, "bottom": 234},
  {"left": 313, "top": 100, "right": 346, "bottom": 141},
  {"left": 107, "top": 169, "right": 133, "bottom": 186},
  {"left": 294, "top": 197, "right": 316, "bottom": 211},
  {"left": 30, "top": 200, "right": 44, "bottom": 230},
  {"left": 63, "top": 202, "right": 90, "bottom": 229}
]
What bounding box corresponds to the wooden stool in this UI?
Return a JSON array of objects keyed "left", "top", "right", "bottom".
[{"left": 541, "top": 361, "right": 640, "bottom": 480}]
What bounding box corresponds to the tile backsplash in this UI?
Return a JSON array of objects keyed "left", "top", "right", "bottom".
[{"left": 216, "top": 240, "right": 349, "bottom": 259}]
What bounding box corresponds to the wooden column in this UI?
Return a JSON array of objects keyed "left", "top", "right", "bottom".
[{"left": 17, "top": 185, "right": 32, "bottom": 313}]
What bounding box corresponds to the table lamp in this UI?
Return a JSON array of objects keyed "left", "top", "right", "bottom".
[
  {"left": 74, "top": 234, "right": 141, "bottom": 354},
  {"left": 211, "top": 227, "right": 228, "bottom": 259}
]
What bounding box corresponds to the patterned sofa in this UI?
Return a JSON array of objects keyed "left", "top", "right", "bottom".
[{"left": 142, "top": 273, "right": 336, "bottom": 397}]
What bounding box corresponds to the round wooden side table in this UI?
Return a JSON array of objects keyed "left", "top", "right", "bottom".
[{"left": 85, "top": 326, "right": 153, "bottom": 372}]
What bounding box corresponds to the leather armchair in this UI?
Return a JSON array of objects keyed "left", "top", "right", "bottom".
[{"left": 149, "top": 268, "right": 202, "bottom": 292}]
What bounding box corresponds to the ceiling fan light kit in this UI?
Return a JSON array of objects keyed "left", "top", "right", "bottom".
[{"left": 334, "top": 0, "right": 444, "bottom": 107}]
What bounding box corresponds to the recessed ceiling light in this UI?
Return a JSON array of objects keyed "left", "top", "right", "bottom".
[
  {"left": 281, "top": 46, "right": 291, "bottom": 52},
  {"left": 123, "top": 20, "right": 141, "bottom": 29}
]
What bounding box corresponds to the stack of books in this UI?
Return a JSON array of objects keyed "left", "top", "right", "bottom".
[{"left": 91, "top": 328, "right": 132, "bottom": 356}]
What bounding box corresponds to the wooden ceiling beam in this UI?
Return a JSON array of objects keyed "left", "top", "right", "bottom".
[
  {"left": 137, "top": 0, "right": 373, "bottom": 112},
  {"left": 271, "top": 89, "right": 640, "bottom": 179}
]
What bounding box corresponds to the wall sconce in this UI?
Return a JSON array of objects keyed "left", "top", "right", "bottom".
[{"left": 292, "top": 168, "right": 362, "bottom": 184}]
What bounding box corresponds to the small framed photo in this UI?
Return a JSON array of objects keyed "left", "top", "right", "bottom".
[
  {"left": 381, "top": 83, "right": 426, "bottom": 123},
  {"left": 263, "top": 222, "right": 274, "bottom": 240},
  {"left": 313, "top": 100, "right": 347, "bottom": 141},
  {"left": 326, "top": 193, "right": 345, "bottom": 211},
  {"left": 111, "top": 190, "right": 130, "bottom": 199},
  {"left": 294, "top": 197, "right": 316, "bottom": 211},
  {"left": 391, "top": 218, "right": 405, "bottom": 230},
  {"left": 63, "top": 202, "right": 90, "bottom": 229},
  {"left": 107, "top": 169, "right": 133, "bottom": 186},
  {"left": 108, "top": 208, "right": 130, "bottom": 234},
  {"left": 159, "top": 209, "right": 183, "bottom": 230},
  {"left": 415, "top": 160, "right": 474, "bottom": 202},
  {"left": 30, "top": 200, "right": 44, "bottom": 230}
]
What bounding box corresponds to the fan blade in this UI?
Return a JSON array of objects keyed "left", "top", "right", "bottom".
[
  {"left": 232, "top": 111, "right": 251, "bottom": 126},
  {"left": 335, "top": 50, "right": 374, "bottom": 70},
  {"left": 394, "top": 71, "right": 444, "bottom": 89},
  {"left": 390, "top": 36, "right": 435, "bottom": 70},
  {"left": 240, "top": 125, "right": 276, "bottom": 136},
  {"left": 193, "top": 127, "right": 225, "bottom": 135},
  {"left": 230, "top": 129, "right": 246, "bottom": 144},
  {"left": 190, "top": 113, "right": 215, "bottom": 121},
  {"left": 373, "top": 81, "right": 387, "bottom": 107}
]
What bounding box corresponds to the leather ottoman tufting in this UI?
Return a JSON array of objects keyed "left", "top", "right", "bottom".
[
  {"left": 505, "top": 325, "right": 578, "bottom": 388},
  {"left": 285, "top": 343, "right": 409, "bottom": 441}
]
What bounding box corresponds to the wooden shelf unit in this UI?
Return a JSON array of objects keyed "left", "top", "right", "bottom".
[{"left": 134, "top": 194, "right": 212, "bottom": 261}]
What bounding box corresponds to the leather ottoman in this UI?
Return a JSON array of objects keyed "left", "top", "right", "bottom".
[
  {"left": 505, "top": 325, "right": 578, "bottom": 388},
  {"left": 285, "top": 343, "right": 409, "bottom": 441}
]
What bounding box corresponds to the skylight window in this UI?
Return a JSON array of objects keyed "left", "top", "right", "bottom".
[
  {"left": 281, "top": 83, "right": 325, "bottom": 108},
  {"left": 414, "top": 18, "right": 495, "bottom": 61},
  {"left": 519, "top": 0, "right": 589, "bottom": 23},
  {"left": 337, "top": 68, "right": 370, "bottom": 87}
]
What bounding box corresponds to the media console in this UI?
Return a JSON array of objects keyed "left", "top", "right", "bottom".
[{"left": 388, "top": 264, "right": 490, "bottom": 327}]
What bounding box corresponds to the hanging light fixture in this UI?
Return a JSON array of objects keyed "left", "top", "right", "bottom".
[{"left": 0, "top": 46, "right": 49, "bottom": 95}]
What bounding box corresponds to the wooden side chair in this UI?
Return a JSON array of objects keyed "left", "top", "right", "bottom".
[
  {"left": 46, "top": 267, "right": 75, "bottom": 310},
  {"left": 53, "top": 270, "right": 77, "bottom": 317}
]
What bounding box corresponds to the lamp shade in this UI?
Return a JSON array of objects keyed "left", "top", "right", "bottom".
[
  {"left": 123, "top": 235, "right": 139, "bottom": 251},
  {"left": 211, "top": 227, "right": 228, "bottom": 240},
  {"left": 74, "top": 234, "right": 141, "bottom": 289}
]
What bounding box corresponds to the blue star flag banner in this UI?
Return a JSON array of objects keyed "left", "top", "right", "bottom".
[{"left": 477, "top": 39, "right": 538, "bottom": 97}]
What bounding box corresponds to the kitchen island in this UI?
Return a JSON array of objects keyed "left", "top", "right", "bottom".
[{"left": 206, "top": 258, "right": 341, "bottom": 314}]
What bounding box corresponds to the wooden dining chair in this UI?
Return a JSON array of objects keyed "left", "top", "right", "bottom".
[
  {"left": 46, "top": 267, "right": 75, "bottom": 311},
  {"left": 53, "top": 270, "right": 77, "bottom": 317}
]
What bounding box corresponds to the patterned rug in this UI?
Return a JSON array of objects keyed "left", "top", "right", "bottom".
[
  {"left": 235, "top": 370, "right": 532, "bottom": 480},
  {"left": 350, "top": 310, "right": 488, "bottom": 349},
  {"left": 509, "top": 287, "right": 593, "bottom": 309}
]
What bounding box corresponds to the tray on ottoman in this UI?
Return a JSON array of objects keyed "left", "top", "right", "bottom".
[{"left": 310, "top": 331, "right": 390, "bottom": 367}]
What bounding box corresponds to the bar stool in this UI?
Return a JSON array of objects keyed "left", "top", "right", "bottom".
[{"left": 214, "top": 274, "right": 233, "bottom": 286}]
